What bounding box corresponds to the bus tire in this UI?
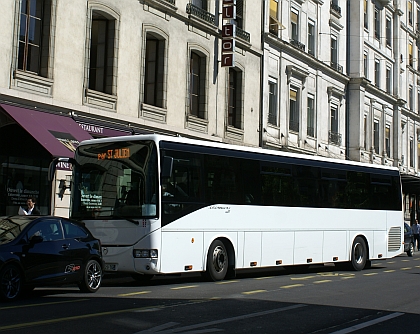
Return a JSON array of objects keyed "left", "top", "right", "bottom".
[
  {"left": 206, "top": 240, "right": 228, "bottom": 281},
  {"left": 350, "top": 237, "right": 367, "bottom": 271}
]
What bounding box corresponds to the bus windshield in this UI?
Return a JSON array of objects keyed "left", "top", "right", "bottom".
[{"left": 70, "top": 140, "right": 158, "bottom": 220}]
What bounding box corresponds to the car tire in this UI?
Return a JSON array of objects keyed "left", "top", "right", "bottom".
[
  {"left": 407, "top": 242, "right": 414, "bottom": 257},
  {"left": 206, "top": 240, "right": 228, "bottom": 281},
  {"left": 350, "top": 237, "right": 367, "bottom": 271},
  {"left": 78, "top": 259, "right": 102, "bottom": 293},
  {"left": 0, "top": 264, "right": 22, "bottom": 301}
]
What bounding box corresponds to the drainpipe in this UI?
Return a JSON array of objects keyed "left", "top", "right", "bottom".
[{"left": 259, "top": 0, "right": 265, "bottom": 148}]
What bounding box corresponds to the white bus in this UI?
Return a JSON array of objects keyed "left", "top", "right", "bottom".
[{"left": 52, "top": 134, "right": 404, "bottom": 281}]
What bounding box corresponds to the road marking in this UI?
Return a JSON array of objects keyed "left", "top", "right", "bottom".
[
  {"left": 0, "top": 299, "right": 88, "bottom": 311},
  {"left": 330, "top": 312, "right": 403, "bottom": 334},
  {"left": 135, "top": 304, "right": 307, "bottom": 334},
  {"left": 384, "top": 270, "right": 395, "bottom": 273},
  {"left": 242, "top": 290, "right": 267, "bottom": 295},
  {"left": 280, "top": 284, "right": 304, "bottom": 289},
  {"left": 170, "top": 285, "right": 198, "bottom": 290},
  {"left": 0, "top": 305, "right": 166, "bottom": 331},
  {"left": 363, "top": 273, "right": 378, "bottom": 276},
  {"left": 118, "top": 291, "right": 151, "bottom": 297},
  {"left": 401, "top": 259, "right": 410, "bottom": 262},
  {"left": 415, "top": 265, "right": 420, "bottom": 268},
  {"left": 291, "top": 276, "right": 316, "bottom": 280},
  {"left": 340, "top": 276, "right": 354, "bottom": 280},
  {"left": 255, "top": 276, "right": 273, "bottom": 280},
  {"left": 216, "top": 280, "right": 238, "bottom": 284},
  {"left": 386, "top": 261, "right": 395, "bottom": 264},
  {"left": 314, "top": 280, "right": 332, "bottom": 284},
  {"left": 400, "top": 267, "right": 412, "bottom": 270}
]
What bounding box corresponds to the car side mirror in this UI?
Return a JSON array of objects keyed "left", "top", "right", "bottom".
[{"left": 30, "top": 235, "right": 43, "bottom": 244}]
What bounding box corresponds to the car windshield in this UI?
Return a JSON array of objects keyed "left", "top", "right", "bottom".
[{"left": 0, "top": 216, "right": 35, "bottom": 245}]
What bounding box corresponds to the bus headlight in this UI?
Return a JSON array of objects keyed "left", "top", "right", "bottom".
[{"left": 133, "top": 249, "right": 158, "bottom": 258}]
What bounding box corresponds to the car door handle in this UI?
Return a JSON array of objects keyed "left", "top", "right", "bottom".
[{"left": 62, "top": 244, "right": 69, "bottom": 249}]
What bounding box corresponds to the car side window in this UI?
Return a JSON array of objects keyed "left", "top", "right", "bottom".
[
  {"left": 62, "top": 220, "right": 88, "bottom": 239},
  {"left": 26, "top": 220, "right": 63, "bottom": 241}
]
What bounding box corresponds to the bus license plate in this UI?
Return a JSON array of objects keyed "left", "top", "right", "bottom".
[{"left": 104, "top": 263, "right": 117, "bottom": 271}]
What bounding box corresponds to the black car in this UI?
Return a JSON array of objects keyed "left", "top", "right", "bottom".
[
  {"left": 0, "top": 215, "right": 103, "bottom": 301},
  {"left": 404, "top": 223, "right": 415, "bottom": 257}
]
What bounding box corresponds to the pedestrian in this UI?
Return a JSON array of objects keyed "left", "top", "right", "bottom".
[
  {"left": 18, "top": 196, "right": 41, "bottom": 215},
  {"left": 412, "top": 219, "right": 420, "bottom": 251}
]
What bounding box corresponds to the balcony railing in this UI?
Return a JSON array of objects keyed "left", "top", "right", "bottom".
[
  {"left": 330, "top": 61, "right": 343, "bottom": 73},
  {"left": 290, "top": 39, "right": 305, "bottom": 51},
  {"left": 330, "top": 2, "right": 341, "bottom": 16},
  {"left": 236, "top": 27, "right": 250, "bottom": 43},
  {"left": 186, "top": 3, "right": 215, "bottom": 25},
  {"left": 329, "top": 130, "right": 342, "bottom": 146},
  {"left": 161, "top": 0, "right": 175, "bottom": 4}
]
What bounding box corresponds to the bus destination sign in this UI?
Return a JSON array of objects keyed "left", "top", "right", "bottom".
[{"left": 98, "top": 148, "right": 130, "bottom": 160}]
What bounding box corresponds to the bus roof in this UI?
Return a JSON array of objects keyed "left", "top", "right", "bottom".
[{"left": 78, "top": 134, "right": 400, "bottom": 173}]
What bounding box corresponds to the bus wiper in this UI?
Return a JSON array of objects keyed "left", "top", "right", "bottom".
[
  {"left": 91, "top": 209, "right": 139, "bottom": 225},
  {"left": 113, "top": 215, "right": 139, "bottom": 225}
]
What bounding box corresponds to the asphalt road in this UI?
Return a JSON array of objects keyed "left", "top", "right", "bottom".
[{"left": 1, "top": 253, "right": 419, "bottom": 333}]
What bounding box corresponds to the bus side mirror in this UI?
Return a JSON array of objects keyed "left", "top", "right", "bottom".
[
  {"left": 161, "top": 156, "right": 173, "bottom": 178},
  {"left": 48, "top": 157, "right": 78, "bottom": 181}
]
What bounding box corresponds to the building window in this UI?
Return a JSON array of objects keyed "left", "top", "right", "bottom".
[
  {"left": 386, "top": 16, "right": 392, "bottom": 47},
  {"left": 330, "top": 105, "right": 338, "bottom": 135},
  {"left": 144, "top": 33, "right": 165, "bottom": 108},
  {"left": 373, "top": 120, "right": 379, "bottom": 154},
  {"left": 385, "top": 125, "right": 391, "bottom": 157},
  {"left": 331, "top": 36, "right": 338, "bottom": 69},
  {"left": 88, "top": 11, "right": 117, "bottom": 95},
  {"left": 192, "top": 0, "right": 207, "bottom": 10},
  {"left": 308, "top": 21, "right": 315, "bottom": 56},
  {"left": 418, "top": 91, "right": 420, "bottom": 114},
  {"left": 409, "top": 42, "right": 414, "bottom": 67},
  {"left": 409, "top": 1, "right": 413, "bottom": 26},
  {"left": 268, "top": 80, "right": 278, "bottom": 126},
  {"left": 409, "top": 86, "right": 414, "bottom": 111},
  {"left": 364, "top": 0, "right": 368, "bottom": 29},
  {"left": 189, "top": 51, "right": 206, "bottom": 119},
  {"left": 289, "top": 88, "right": 299, "bottom": 132},
  {"left": 363, "top": 115, "right": 368, "bottom": 150},
  {"left": 307, "top": 95, "right": 315, "bottom": 137},
  {"left": 228, "top": 68, "right": 243, "bottom": 129},
  {"left": 374, "top": 59, "right": 380, "bottom": 88},
  {"left": 410, "top": 137, "right": 414, "bottom": 167},
  {"left": 374, "top": 6, "right": 380, "bottom": 40},
  {"left": 236, "top": 0, "right": 243, "bottom": 29},
  {"left": 269, "top": 0, "right": 279, "bottom": 36},
  {"left": 291, "top": 9, "right": 299, "bottom": 42},
  {"left": 386, "top": 67, "right": 392, "bottom": 94},
  {"left": 18, "top": 0, "right": 52, "bottom": 76},
  {"left": 364, "top": 52, "right": 368, "bottom": 78}
]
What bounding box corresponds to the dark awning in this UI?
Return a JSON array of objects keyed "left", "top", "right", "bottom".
[
  {"left": 0, "top": 104, "right": 92, "bottom": 158},
  {"left": 401, "top": 174, "right": 420, "bottom": 195}
]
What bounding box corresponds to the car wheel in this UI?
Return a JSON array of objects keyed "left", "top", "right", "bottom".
[
  {"left": 407, "top": 242, "right": 414, "bottom": 257},
  {"left": 350, "top": 237, "right": 367, "bottom": 271},
  {"left": 206, "top": 240, "right": 228, "bottom": 281},
  {"left": 0, "top": 264, "right": 22, "bottom": 301},
  {"left": 78, "top": 259, "right": 102, "bottom": 293}
]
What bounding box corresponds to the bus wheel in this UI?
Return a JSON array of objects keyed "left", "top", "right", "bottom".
[
  {"left": 206, "top": 240, "right": 228, "bottom": 281},
  {"left": 350, "top": 237, "right": 367, "bottom": 271}
]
